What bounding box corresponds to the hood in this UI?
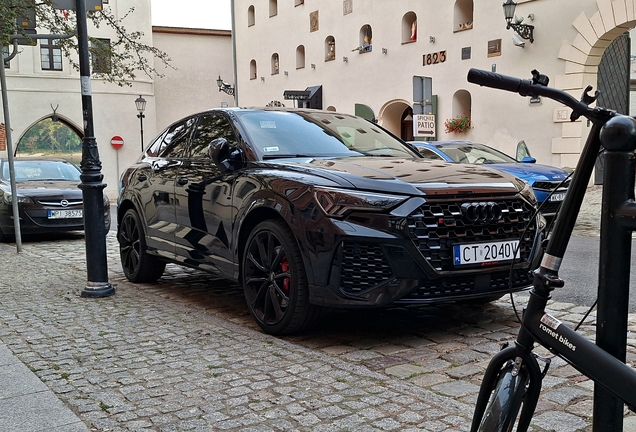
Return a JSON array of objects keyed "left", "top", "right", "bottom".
[
  {"left": 3, "top": 180, "right": 83, "bottom": 198},
  {"left": 265, "top": 157, "right": 523, "bottom": 195},
  {"left": 485, "top": 163, "right": 569, "bottom": 183}
]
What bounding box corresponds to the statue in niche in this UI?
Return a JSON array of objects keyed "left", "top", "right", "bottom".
[
  {"left": 410, "top": 20, "right": 417, "bottom": 41},
  {"left": 352, "top": 31, "right": 372, "bottom": 52},
  {"left": 326, "top": 41, "right": 335, "bottom": 60},
  {"left": 274, "top": 55, "right": 279, "bottom": 73}
]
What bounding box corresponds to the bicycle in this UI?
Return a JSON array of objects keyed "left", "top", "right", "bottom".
[{"left": 468, "top": 68, "right": 636, "bottom": 431}]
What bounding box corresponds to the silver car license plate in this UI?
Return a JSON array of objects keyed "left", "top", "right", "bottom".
[
  {"left": 453, "top": 240, "right": 520, "bottom": 266},
  {"left": 549, "top": 192, "right": 566, "bottom": 202}
]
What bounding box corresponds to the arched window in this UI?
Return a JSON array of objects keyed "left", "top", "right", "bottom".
[
  {"left": 402, "top": 12, "right": 417, "bottom": 43},
  {"left": 296, "top": 45, "right": 305, "bottom": 69},
  {"left": 452, "top": 90, "right": 471, "bottom": 118},
  {"left": 248, "top": 5, "right": 255, "bottom": 26},
  {"left": 269, "top": 0, "right": 277, "bottom": 17},
  {"left": 451, "top": 89, "right": 472, "bottom": 132},
  {"left": 325, "top": 36, "right": 335, "bottom": 61},
  {"left": 326, "top": 106, "right": 337, "bottom": 111},
  {"left": 250, "top": 59, "right": 257, "bottom": 80},
  {"left": 357, "top": 24, "right": 372, "bottom": 53},
  {"left": 454, "top": 0, "right": 473, "bottom": 32},
  {"left": 271, "top": 53, "right": 280, "bottom": 75}
]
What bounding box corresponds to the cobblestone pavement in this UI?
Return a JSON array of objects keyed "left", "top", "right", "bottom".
[{"left": 0, "top": 187, "right": 635, "bottom": 431}]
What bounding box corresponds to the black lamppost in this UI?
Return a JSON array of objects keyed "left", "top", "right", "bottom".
[
  {"left": 135, "top": 95, "right": 146, "bottom": 152},
  {"left": 502, "top": 0, "right": 535, "bottom": 43},
  {"left": 76, "top": 0, "right": 114, "bottom": 298}
]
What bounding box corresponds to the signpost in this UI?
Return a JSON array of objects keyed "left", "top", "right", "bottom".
[
  {"left": 111, "top": 136, "right": 123, "bottom": 184},
  {"left": 110, "top": 135, "right": 124, "bottom": 149},
  {"left": 413, "top": 114, "right": 436, "bottom": 138}
]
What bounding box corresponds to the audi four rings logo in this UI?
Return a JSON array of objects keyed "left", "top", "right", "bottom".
[
  {"left": 461, "top": 202, "right": 503, "bottom": 222},
  {"left": 60, "top": 199, "right": 69, "bottom": 207}
]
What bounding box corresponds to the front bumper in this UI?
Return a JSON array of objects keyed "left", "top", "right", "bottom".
[
  {"left": 304, "top": 194, "right": 543, "bottom": 307},
  {"left": 0, "top": 204, "right": 111, "bottom": 235}
]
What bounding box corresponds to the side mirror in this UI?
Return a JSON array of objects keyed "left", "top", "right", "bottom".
[
  {"left": 520, "top": 156, "right": 536, "bottom": 163},
  {"left": 516, "top": 140, "right": 532, "bottom": 160},
  {"left": 209, "top": 138, "right": 233, "bottom": 172}
]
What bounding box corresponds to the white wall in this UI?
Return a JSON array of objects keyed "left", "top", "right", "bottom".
[{"left": 232, "top": 0, "right": 615, "bottom": 168}]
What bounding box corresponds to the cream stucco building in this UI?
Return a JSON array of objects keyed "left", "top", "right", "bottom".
[
  {"left": 232, "top": 0, "right": 636, "bottom": 172},
  {"left": 3, "top": 0, "right": 636, "bottom": 197},
  {"left": 0, "top": 0, "right": 233, "bottom": 198}
]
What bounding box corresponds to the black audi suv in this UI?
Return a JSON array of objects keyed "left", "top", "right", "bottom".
[{"left": 117, "top": 108, "right": 544, "bottom": 334}]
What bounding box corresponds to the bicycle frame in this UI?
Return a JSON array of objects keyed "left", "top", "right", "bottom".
[{"left": 469, "top": 68, "right": 636, "bottom": 431}]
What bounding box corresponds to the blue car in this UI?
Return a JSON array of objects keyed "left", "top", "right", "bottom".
[{"left": 409, "top": 140, "right": 570, "bottom": 220}]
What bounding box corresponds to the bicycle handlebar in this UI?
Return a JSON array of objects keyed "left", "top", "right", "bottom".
[{"left": 467, "top": 68, "right": 594, "bottom": 121}]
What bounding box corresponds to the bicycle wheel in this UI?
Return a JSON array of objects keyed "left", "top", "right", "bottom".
[{"left": 477, "top": 360, "right": 529, "bottom": 432}]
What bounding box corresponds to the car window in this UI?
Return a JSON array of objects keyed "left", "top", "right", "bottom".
[
  {"left": 416, "top": 147, "right": 445, "bottom": 160},
  {"left": 438, "top": 144, "right": 517, "bottom": 164},
  {"left": 146, "top": 129, "right": 168, "bottom": 157},
  {"left": 4, "top": 160, "right": 81, "bottom": 181},
  {"left": 190, "top": 113, "right": 238, "bottom": 159},
  {"left": 159, "top": 117, "right": 196, "bottom": 158},
  {"left": 236, "top": 110, "right": 419, "bottom": 159}
]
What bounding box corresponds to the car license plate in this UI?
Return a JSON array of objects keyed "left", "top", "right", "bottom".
[
  {"left": 47, "top": 209, "right": 83, "bottom": 219},
  {"left": 549, "top": 192, "right": 566, "bottom": 202},
  {"left": 453, "top": 240, "right": 520, "bottom": 266}
]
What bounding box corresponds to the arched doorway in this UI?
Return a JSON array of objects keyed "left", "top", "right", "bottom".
[
  {"left": 557, "top": 4, "right": 636, "bottom": 171},
  {"left": 16, "top": 116, "right": 83, "bottom": 165},
  {"left": 378, "top": 99, "right": 413, "bottom": 140}
]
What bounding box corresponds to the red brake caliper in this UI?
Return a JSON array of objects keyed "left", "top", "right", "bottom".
[{"left": 280, "top": 257, "right": 290, "bottom": 293}]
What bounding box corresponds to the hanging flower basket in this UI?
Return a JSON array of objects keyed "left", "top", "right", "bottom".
[{"left": 444, "top": 115, "right": 471, "bottom": 134}]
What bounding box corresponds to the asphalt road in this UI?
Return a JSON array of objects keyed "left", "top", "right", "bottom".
[{"left": 558, "top": 235, "right": 636, "bottom": 313}]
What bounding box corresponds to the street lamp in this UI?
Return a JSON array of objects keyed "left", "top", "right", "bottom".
[
  {"left": 216, "top": 75, "right": 235, "bottom": 96},
  {"left": 502, "top": 0, "right": 535, "bottom": 43},
  {"left": 135, "top": 95, "right": 146, "bottom": 152}
]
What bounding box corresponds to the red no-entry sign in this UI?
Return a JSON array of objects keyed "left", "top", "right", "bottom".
[{"left": 111, "top": 135, "right": 124, "bottom": 149}]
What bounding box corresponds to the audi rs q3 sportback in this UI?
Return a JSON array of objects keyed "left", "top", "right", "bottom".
[{"left": 117, "top": 108, "right": 545, "bottom": 335}]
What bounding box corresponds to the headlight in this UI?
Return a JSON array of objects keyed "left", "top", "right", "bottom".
[
  {"left": 314, "top": 187, "right": 407, "bottom": 217},
  {"left": 512, "top": 177, "right": 537, "bottom": 207},
  {"left": 3, "top": 193, "right": 34, "bottom": 204}
]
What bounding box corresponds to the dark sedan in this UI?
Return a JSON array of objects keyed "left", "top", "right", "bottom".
[
  {"left": 0, "top": 158, "right": 111, "bottom": 241},
  {"left": 117, "top": 108, "right": 545, "bottom": 335}
]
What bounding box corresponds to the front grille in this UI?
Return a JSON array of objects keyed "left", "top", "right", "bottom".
[
  {"left": 407, "top": 197, "right": 536, "bottom": 271},
  {"left": 37, "top": 199, "right": 83, "bottom": 207},
  {"left": 35, "top": 217, "right": 83, "bottom": 226},
  {"left": 339, "top": 242, "right": 394, "bottom": 294},
  {"left": 533, "top": 180, "right": 570, "bottom": 191},
  {"left": 398, "top": 269, "right": 531, "bottom": 301}
]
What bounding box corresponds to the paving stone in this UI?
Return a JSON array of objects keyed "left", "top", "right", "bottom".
[{"left": 0, "top": 217, "right": 630, "bottom": 432}]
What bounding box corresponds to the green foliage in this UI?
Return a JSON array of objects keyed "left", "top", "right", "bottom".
[
  {"left": 17, "top": 118, "right": 82, "bottom": 164},
  {"left": 1, "top": 0, "right": 173, "bottom": 86}
]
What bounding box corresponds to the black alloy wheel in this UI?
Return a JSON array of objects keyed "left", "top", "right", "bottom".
[
  {"left": 118, "top": 208, "right": 166, "bottom": 283},
  {"left": 242, "top": 219, "right": 318, "bottom": 335}
]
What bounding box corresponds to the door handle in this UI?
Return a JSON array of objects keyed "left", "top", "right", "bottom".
[{"left": 177, "top": 177, "right": 189, "bottom": 185}]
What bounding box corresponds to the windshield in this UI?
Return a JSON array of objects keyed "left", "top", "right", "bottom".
[
  {"left": 236, "top": 110, "right": 420, "bottom": 160},
  {"left": 435, "top": 143, "right": 517, "bottom": 164},
  {"left": 1, "top": 160, "right": 81, "bottom": 182}
]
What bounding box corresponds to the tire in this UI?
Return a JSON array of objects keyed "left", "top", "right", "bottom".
[
  {"left": 477, "top": 361, "right": 529, "bottom": 432},
  {"left": 242, "top": 219, "right": 319, "bottom": 335},
  {"left": 118, "top": 208, "right": 166, "bottom": 283}
]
